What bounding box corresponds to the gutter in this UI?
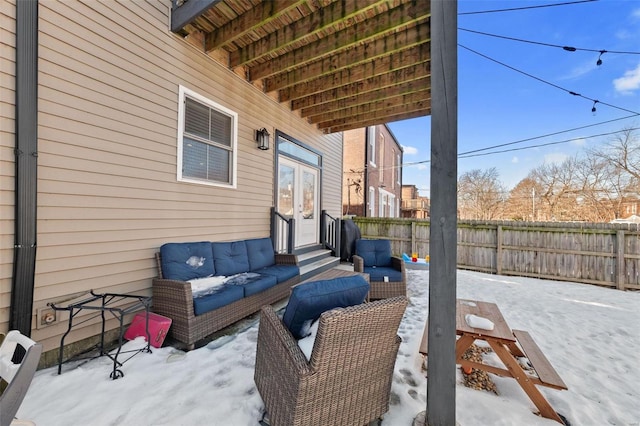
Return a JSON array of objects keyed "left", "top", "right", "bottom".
[{"left": 11, "top": 0, "right": 39, "bottom": 336}]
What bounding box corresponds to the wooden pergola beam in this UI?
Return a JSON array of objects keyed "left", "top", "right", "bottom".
[
  {"left": 307, "top": 90, "right": 431, "bottom": 123},
  {"left": 171, "top": 0, "right": 222, "bottom": 33},
  {"left": 316, "top": 100, "right": 429, "bottom": 129},
  {"left": 300, "top": 81, "right": 430, "bottom": 118},
  {"left": 249, "top": 4, "right": 429, "bottom": 81},
  {"left": 268, "top": 44, "right": 429, "bottom": 95},
  {"left": 228, "top": 0, "right": 392, "bottom": 67},
  {"left": 322, "top": 109, "right": 430, "bottom": 133},
  {"left": 204, "top": 0, "right": 306, "bottom": 52},
  {"left": 290, "top": 69, "right": 429, "bottom": 109}
]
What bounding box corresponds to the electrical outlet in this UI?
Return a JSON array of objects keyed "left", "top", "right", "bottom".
[{"left": 37, "top": 306, "right": 58, "bottom": 328}]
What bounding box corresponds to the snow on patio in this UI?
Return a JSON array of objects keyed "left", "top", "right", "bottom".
[{"left": 17, "top": 269, "right": 640, "bottom": 425}]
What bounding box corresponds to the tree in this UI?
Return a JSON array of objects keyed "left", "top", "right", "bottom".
[
  {"left": 457, "top": 168, "right": 506, "bottom": 220},
  {"left": 504, "top": 178, "right": 541, "bottom": 221},
  {"left": 528, "top": 158, "right": 580, "bottom": 221}
]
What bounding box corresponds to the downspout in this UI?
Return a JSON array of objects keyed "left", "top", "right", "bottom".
[
  {"left": 11, "top": 0, "right": 39, "bottom": 336},
  {"left": 363, "top": 127, "right": 368, "bottom": 217}
]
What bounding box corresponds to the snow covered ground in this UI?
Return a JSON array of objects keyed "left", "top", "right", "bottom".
[{"left": 17, "top": 269, "right": 640, "bottom": 425}]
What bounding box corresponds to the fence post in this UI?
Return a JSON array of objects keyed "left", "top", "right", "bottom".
[
  {"left": 616, "top": 230, "right": 625, "bottom": 290},
  {"left": 411, "top": 221, "right": 417, "bottom": 255},
  {"left": 496, "top": 225, "right": 503, "bottom": 275}
]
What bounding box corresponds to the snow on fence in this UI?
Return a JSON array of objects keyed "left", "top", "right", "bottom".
[{"left": 351, "top": 218, "right": 640, "bottom": 290}]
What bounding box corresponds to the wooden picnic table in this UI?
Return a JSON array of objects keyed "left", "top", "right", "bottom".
[{"left": 420, "top": 299, "right": 567, "bottom": 424}]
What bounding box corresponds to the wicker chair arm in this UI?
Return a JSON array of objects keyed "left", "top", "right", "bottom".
[
  {"left": 391, "top": 256, "right": 405, "bottom": 272},
  {"left": 352, "top": 254, "right": 364, "bottom": 272},
  {"left": 151, "top": 278, "right": 195, "bottom": 318},
  {"left": 256, "top": 305, "right": 312, "bottom": 376},
  {"left": 274, "top": 253, "right": 299, "bottom": 266}
]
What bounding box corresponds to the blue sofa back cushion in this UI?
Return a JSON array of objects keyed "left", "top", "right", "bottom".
[
  {"left": 193, "top": 285, "right": 244, "bottom": 316},
  {"left": 364, "top": 266, "right": 403, "bottom": 283},
  {"left": 356, "top": 239, "right": 392, "bottom": 267},
  {"left": 212, "top": 241, "right": 250, "bottom": 276},
  {"left": 160, "top": 242, "right": 215, "bottom": 281},
  {"left": 283, "top": 275, "right": 370, "bottom": 339},
  {"left": 246, "top": 238, "right": 276, "bottom": 271}
]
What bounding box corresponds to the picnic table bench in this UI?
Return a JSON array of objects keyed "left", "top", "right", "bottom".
[{"left": 419, "top": 299, "right": 567, "bottom": 424}]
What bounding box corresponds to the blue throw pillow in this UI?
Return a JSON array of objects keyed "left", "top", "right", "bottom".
[
  {"left": 355, "top": 239, "right": 392, "bottom": 267},
  {"left": 246, "top": 237, "right": 276, "bottom": 271},
  {"left": 212, "top": 241, "right": 250, "bottom": 276},
  {"left": 160, "top": 242, "right": 215, "bottom": 281},
  {"left": 283, "top": 275, "right": 370, "bottom": 339}
]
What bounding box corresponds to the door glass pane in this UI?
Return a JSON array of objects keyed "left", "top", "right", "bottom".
[
  {"left": 302, "top": 171, "right": 315, "bottom": 219},
  {"left": 279, "top": 165, "right": 295, "bottom": 218}
]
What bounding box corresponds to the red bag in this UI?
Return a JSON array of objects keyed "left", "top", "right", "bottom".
[{"left": 124, "top": 312, "right": 172, "bottom": 348}]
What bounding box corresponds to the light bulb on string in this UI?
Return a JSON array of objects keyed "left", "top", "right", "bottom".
[
  {"left": 596, "top": 50, "right": 606, "bottom": 66},
  {"left": 591, "top": 100, "right": 599, "bottom": 115}
]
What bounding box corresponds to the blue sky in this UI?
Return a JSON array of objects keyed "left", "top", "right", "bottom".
[{"left": 388, "top": 0, "right": 640, "bottom": 196}]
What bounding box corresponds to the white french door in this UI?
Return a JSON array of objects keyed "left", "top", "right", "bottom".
[{"left": 278, "top": 157, "right": 319, "bottom": 248}]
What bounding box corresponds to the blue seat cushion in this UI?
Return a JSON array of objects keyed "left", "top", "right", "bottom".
[
  {"left": 246, "top": 237, "right": 276, "bottom": 271},
  {"left": 283, "top": 275, "right": 370, "bottom": 339},
  {"left": 355, "top": 239, "right": 392, "bottom": 267},
  {"left": 256, "top": 264, "right": 300, "bottom": 283},
  {"left": 192, "top": 285, "right": 244, "bottom": 316},
  {"left": 237, "top": 274, "right": 278, "bottom": 297},
  {"left": 364, "top": 266, "right": 403, "bottom": 283},
  {"left": 212, "top": 241, "right": 250, "bottom": 276},
  {"left": 160, "top": 242, "right": 215, "bottom": 281}
]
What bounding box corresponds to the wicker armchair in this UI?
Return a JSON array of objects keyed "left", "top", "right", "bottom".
[
  {"left": 254, "top": 296, "right": 408, "bottom": 426},
  {"left": 353, "top": 239, "right": 406, "bottom": 300}
]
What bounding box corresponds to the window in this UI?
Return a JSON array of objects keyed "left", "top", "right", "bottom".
[
  {"left": 396, "top": 152, "right": 401, "bottom": 187},
  {"left": 177, "top": 86, "right": 238, "bottom": 187},
  {"left": 369, "top": 187, "right": 375, "bottom": 217},
  {"left": 367, "top": 127, "right": 376, "bottom": 166},
  {"left": 379, "top": 133, "right": 385, "bottom": 183}
]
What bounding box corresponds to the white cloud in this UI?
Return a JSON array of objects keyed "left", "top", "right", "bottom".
[
  {"left": 544, "top": 152, "right": 568, "bottom": 164},
  {"left": 417, "top": 164, "right": 427, "bottom": 170},
  {"left": 614, "top": 63, "right": 640, "bottom": 95},
  {"left": 402, "top": 145, "right": 418, "bottom": 155},
  {"left": 511, "top": 156, "right": 519, "bottom": 164},
  {"left": 571, "top": 138, "right": 586, "bottom": 147}
]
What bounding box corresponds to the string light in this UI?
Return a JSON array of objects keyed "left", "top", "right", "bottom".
[
  {"left": 596, "top": 50, "right": 606, "bottom": 66},
  {"left": 591, "top": 100, "right": 599, "bottom": 114}
]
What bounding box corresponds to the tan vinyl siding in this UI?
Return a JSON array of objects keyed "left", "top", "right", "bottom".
[
  {"left": 2, "top": 0, "right": 343, "bottom": 351},
  {"left": 0, "top": 0, "right": 16, "bottom": 333}
]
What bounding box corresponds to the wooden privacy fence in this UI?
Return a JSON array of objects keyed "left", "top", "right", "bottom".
[{"left": 352, "top": 218, "right": 640, "bottom": 291}]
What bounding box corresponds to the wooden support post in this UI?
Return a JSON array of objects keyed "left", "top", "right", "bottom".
[{"left": 426, "top": 1, "right": 458, "bottom": 424}]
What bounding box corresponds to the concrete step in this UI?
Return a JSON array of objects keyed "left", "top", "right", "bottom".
[
  {"left": 299, "top": 256, "right": 341, "bottom": 280},
  {"left": 296, "top": 249, "right": 333, "bottom": 267}
]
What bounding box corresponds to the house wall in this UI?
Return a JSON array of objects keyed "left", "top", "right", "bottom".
[
  {"left": 0, "top": 0, "right": 343, "bottom": 352},
  {"left": 0, "top": 0, "right": 16, "bottom": 336},
  {"left": 342, "top": 128, "right": 366, "bottom": 216}
]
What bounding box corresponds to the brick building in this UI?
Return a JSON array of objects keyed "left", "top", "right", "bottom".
[
  {"left": 401, "top": 185, "right": 430, "bottom": 218},
  {"left": 343, "top": 125, "right": 403, "bottom": 217}
]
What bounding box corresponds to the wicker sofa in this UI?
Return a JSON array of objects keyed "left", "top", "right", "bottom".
[
  {"left": 255, "top": 294, "right": 408, "bottom": 426},
  {"left": 152, "top": 237, "right": 300, "bottom": 349}
]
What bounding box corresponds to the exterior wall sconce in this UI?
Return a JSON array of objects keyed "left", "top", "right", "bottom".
[{"left": 256, "top": 128, "right": 270, "bottom": 150}]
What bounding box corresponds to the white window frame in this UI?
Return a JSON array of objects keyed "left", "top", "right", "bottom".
[
  {"left": 368, "top": 126, "right": 376, "bottom": 166},
  {"left": 369, "top": 186, "right": 375, "bottom": 217},
  {"left": 177, "top": 85, "right": 238, "bottom": 188}
]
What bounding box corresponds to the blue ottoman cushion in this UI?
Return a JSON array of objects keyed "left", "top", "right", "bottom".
[
  {"left": 246, "top": 237, "right": 276, "bottom": 271},
  {"left": 160, "top": 242, "right": 215, "bottom": 281},
  {"left": 283, "top": 275, "right": 370, "bottom": 339},
  {"left": 212, "top": 241, "right": 250, "bottom": 276},
  {"left": 355, "top": 239, "right": 392, "bottom": 267},
  {"left": 192, "top": 285, "right": 244, "bottom": 315},
  {"left": 364, "top": 266, "right": 403, "bottom": 282}
]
